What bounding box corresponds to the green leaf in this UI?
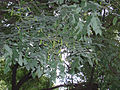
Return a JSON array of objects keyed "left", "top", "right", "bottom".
[
  {"left": 12, "top": 48, "right": 18, "bottom": 59},
  {"left": 18, "top": 52, "right": 23, "bottom": 66},
  {"left": 113, "top": 17, "right": 118, "bottom": 25},
  {"left": 36, "top": 66, "right": 43, "bottom": 78},
  {"left": 4, "top": 44, "right": 13, "bottom": 58},
  {"left": 68, "top": 68, "right": 74, "bottom": 75},
  {"left": 88, "top": 58, "right": 93, "bottom": 67},
  {"left": 72, "top": 14, "right": 76, "bottom": 24},
  {"left": 82, "top": 16, "right": 92, "bottom": 35},
  {"left": 59, "top": 0, "right": 64, "bottom": 4},
  {"left": 59, "top": 64, "right": 65, "bottom": 73},
  {"left": 23, "top": 59, "right": 28, "bottom": 65},
  {"left": 32, "top": 73, "right": 36, "bottom": 79},
  {"left": 91, "top": 15, "right": 102, "bottom": 35},
  {"left": 50, "top": 70, "right": 57, "bottom": 81},
  {"left": 26, "top": 65, "right": 30, "bottom": 71},
  {"left": 50, "top": 60, "right": 58, "bottom": 69},
  {"left": 72, "top": 0, "right": 79, "bottom": 2},
  {"left": 4, "top": 65, "right": 10, "bottom": 74}
]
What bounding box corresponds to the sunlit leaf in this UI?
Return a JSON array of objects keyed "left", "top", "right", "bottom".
[{"left": 4, "top": 44, "right": 13, "bottom": 58}]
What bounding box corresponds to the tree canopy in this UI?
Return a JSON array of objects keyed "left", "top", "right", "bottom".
[{"left": 0, "top": 0, "right": 120, "bottom": 90}]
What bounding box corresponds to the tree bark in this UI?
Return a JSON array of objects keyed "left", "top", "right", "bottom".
[
  {"left": 11, "top": 63, "right": 32, "bottom": 90},
  {"left": 12, "top": 63, "right": 19, "bottom": 90},
  {"left": 89, "top": 64, "right": 95, "bottom": 90},
  {"left": 16, "top": 71, "right": 32, "bottom": 89}
]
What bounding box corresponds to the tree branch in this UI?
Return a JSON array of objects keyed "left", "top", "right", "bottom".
[
  {"left": 12, "top": 63, "right": 19, "bottom": 90},
  {"left": 42, "top": 82, "right": 98, "bottom": 90},
  {"left": 89, "top": 64, "right": 95, "bottom": 90},
  {"left": 42, "top": 83, "right": 78, "bottom": 90},
  {"left": 16, "top": 71, "right": 32, "bottom": 89}
]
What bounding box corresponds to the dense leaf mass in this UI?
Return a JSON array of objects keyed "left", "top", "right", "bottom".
[{"left": 0, "top": 0, "right": 120, "bottom": 90}]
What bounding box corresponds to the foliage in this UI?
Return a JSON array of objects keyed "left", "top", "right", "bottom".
[
  {"left": 0, "top": 0, "right": 120, "bottom": 90},
  {"left": 0, "top": 80, "right": 7, "bottom": 90},
  {"left": 20, "top": 76, "right": 51, "bottom": 90},
  {"left": 0, "top": 57, "right": 52, "bottom": 90}
]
